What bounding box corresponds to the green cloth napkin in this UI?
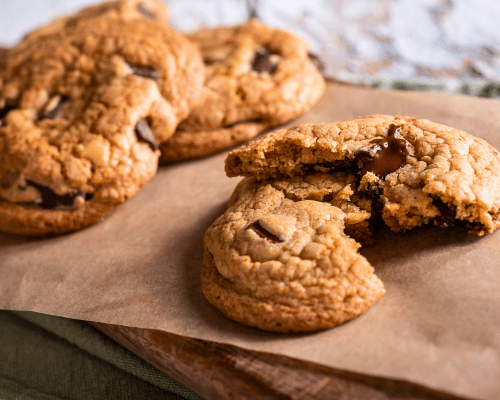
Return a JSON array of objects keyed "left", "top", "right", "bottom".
[
  {"left": 1, "top": 80, "right": 498, "bottom": 400},
  {"left": 0, "top": 311, "right": 202, "bottom": 400}
]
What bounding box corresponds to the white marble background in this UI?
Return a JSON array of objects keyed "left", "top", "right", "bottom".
[{"left": 1, "top": 0, "right": 500, "bottom": 81}]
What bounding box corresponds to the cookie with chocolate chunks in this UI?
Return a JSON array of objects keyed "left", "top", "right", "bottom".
[
  {"left": 202, "top": 174, "right": 385, "bottom": 332},
  {"left": 159, "top": 20, "right": 325, "bottom": 163},
  {"left": 203, "top": 114, "right": 500, "bottom": 332},
  {"left": 226, "top": 114, "right": 500, "bottom": 235},
  {"left": 0, "top": 16, "right": 204, "bottom": 235}
]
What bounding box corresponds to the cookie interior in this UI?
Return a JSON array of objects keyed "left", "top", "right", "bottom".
[{"left": 226, "top": 115, "right": 500, "bottom": 236}]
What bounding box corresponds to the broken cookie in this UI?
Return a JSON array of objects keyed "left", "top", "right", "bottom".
[
  {"left": 226, "top": 114, "right": 500, "bottom": 235},
  {"left": 202, "top": 114, "right": 500, "bottom": 332},
  {"left": 203, "top": 176, "right": 385, "bottom": 332}
]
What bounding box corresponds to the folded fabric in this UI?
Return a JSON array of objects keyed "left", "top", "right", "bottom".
[{"left": 0, "top": 311, "right": 201, "bottom": 400}]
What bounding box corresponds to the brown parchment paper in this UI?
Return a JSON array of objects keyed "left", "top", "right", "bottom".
[{"left": 1, "top": 82, "right": 500, "bottom": 400}]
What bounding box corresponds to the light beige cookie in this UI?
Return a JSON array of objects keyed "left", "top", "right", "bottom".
[
  {"left": 0, "top": 16, "right": 203, "bottom": 235},
  {"left": 203, "top": 177, "right": 385, "bottom": 332},
  {"left": 226, "top": 115, "right": 500, "bottom": 235},
  {"left": 159, "top": 20, "right": 325, "bottom": 162}
]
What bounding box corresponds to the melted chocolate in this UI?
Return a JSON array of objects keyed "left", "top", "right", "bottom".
[
  {"left": 354, "top": 124, "right": 409, "bottom": 177},
  {"left": 252, "top": 48, "right": 278, "bottom": 74},
  {"left": 249, "top": 220, "right": 283, "bottom": 243},
  {"left": 25, "top": 180, "right": 91, "bottom": 210},
  {"left": 134, "top": 118, "right": 157, "bottom": 151}
]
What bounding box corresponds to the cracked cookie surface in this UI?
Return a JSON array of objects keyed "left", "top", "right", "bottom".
[
  {"left": 226, "top": 114, "right": 500, "bottom": 235},
  {"left": 0, "top": 16, "right": 204, "bottom": 235},
  {"left": 203, "top": 176, "right": 385, "bottom": 332},
  {"left": 159, "top": 20, "right": 325, "bottom": 162}
]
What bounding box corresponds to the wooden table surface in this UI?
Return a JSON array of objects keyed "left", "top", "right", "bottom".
[{"left": 91, "top": 322, "right": 471, "bottom": 400}]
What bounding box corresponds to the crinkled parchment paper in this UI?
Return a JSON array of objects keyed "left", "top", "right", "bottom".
[{"left": 1, "top": 82, "right": 499, "bottom": 400}]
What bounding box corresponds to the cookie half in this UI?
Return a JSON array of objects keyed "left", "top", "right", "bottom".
[
  {"left": 159, "top": 20, "right": 325, "bottom": 162},
  {"left": 0, "top": 16, "right": 204, "bottom": 235},
  {"left": 203, "top": 177, "right": 385, "bottom": 332},
  {"left": 226, "top": 115, "right": 500, "bottom": 235}
]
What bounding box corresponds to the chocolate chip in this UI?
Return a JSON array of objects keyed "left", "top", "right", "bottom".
[
  {"left": 25, "top": 180, "right": 91, "bottom": 210},
  {"left": 248, "top": 220, "right": 283, "bottom": 243},
  {"left": 354, "top": 124, "right": 410, "bottom": 178},
  {"left": 308, "top": 52, "right": 325, "bottom": 73},
  {"left": 432, "top": 197, "right": 457, "bottom": 228},
  {"left": 252, "top": 48, "right": 278, "bottom": 74},
  {"left": 0, "top": 97, "right": 18, "bottom": 120},
  {"left": 130, "top": 65, "right": 160, "bottom": 82},
  {"left": 39, "top": 94, "right": 68, "bottom": 120},
  {"left": 303, "top": 159, "right": 358, "bottom": 175},
  {"left": 135, "top": 118, "right": 157, "bottom": 151},
  {"left": 136, "top": 2, "right": 157, "bottom": 20},
  {"left": 203, "top": 57, "right": 221, "bottom": 66}
]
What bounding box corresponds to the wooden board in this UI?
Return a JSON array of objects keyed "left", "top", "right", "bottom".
[{"left": 91, "top": 322, "right": 470, "bottom": 400}]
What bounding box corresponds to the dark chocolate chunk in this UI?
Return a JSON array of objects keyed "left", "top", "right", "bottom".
[
  {"left": 354, "top": 124, "right": 410, "bottom": 178},
  {"left": 25, "top": 180, "right": 91, "bottom": 210},
  {"left": 135, "top": 118, "right": 157, "bottom": 151},
  {"left": 308, "top": 52, "right": 325, "bottom": 73},
  {"left": 432, "top": 196, "right": 456, "bottom": 227},
  {"left": 130, "top": 65, "right": 160, "bottom": 82},
  {"left": 39, "top": 95, "right": 68, "bottom": 120},
  {"left": 136, "top": 2, "right": 157, "bottom": 20},
  {"left": 203, "top": 57, "right": 222, "bottom": 66},
  {"left": 0, "top": 97, "right": 18, "bottom": 120},
  {"left": 252, "top": 48, "right": 278, "bottom": 74},
  {"left": 302, "top": 159, "right": 359, "bottom": 175},
  {"left": 248, "top": 220, "right": 283, "bottom": 243}
]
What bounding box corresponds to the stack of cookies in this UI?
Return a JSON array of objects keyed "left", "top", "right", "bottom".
[
  {"left": 202, "top": 115, "right": 500, "bottom": 332},
  {"left": 0, "top": 0, "right": 325, "bottom": 235}
]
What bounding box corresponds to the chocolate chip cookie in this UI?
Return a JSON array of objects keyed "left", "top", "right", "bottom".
[
  {"left": 0, "top": 16, "right": 204, "bottom": 235},
  {"left": 226, "top": 114, "right": 500, "bottom": 235},
  {"left": 202, "top": 174, "right": 385, "bottom": 332},
  {"left": 159, "top": 20, "right": 325, "bottom": 163},
  {"left": 203, "top": 114, "right": 500, "bottom": 332}
]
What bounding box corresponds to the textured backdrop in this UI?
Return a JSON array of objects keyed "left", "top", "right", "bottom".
[{"left": 1, "top": 0, "right": 500, "bottom": 83}]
